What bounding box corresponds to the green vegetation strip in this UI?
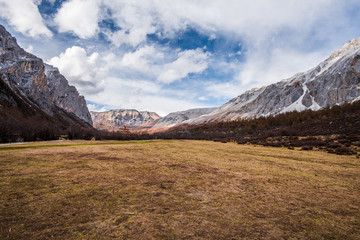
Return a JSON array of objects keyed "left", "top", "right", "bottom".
[{"left": 0, "top": 140, "right": 157, "bottom": 152}]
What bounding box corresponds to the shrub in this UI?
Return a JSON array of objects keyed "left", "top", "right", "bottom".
[
  {"left": 301, "top": 145, "right": 313, "bottom": 151},
  {"left": 335, "top": 147, "right": 356, "bottom": 155},
  {"left": 327, "top": 142, "right": 342, "bottom": 149}
]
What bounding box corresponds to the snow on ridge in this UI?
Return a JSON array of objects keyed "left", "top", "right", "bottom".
[
  {"left": 280, "top": 83, "right": 307, "bottom": 114},
  {"left": 309, "top": 94, "right": 321, "bottom": 111},
  {"left": 329, "top": 37, "right": 360, "bottom": 60},
  {"left": 352, "top": 96, "right": 360, "bottom": 103},
  {"left": 280, "top": 80, "right": 323, "bottom": 114},
  {"left": 173, "top": 36, "right": 360, "bottom": 126},
  {"left": 216, "top": 87, "right": 265, "bottom": 113}
]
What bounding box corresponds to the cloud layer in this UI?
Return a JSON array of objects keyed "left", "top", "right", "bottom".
[
  {"left": 54, "top": 0, "right": 100, "bottom": 38},
  {"left": 1, "top": 0, "right": 360, "bottom": 115},
  {"left": 48, "top": 46, "right": 106, "bottom": 95},
  {"left": 157, "top": 49, "right": 210, "bottom": 84},
  {"left": 0, "top": 0, "right": 52, "bottom": 37},
  {"left": 52, "top": 0, "right": 350, "bottom": 48}
]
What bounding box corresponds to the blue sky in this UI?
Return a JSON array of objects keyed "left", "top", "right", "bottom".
[{"left": 1, "top": 0, "right": 360, "bottom": 116}]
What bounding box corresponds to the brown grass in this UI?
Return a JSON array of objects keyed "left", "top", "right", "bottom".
[{"left": 0, "top": 140, "right": 359, "bottom": 239}]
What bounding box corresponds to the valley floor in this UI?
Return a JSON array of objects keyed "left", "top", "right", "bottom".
[{"left": 0, "top": 140, "right": 359, "bottom": 239}]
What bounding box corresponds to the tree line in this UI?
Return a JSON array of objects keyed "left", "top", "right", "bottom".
[{"left": 1, "top": 100, "right": 359, "bottom": 143}]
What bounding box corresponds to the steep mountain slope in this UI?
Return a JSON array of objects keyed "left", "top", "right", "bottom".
[
  {"left": 186, "top": 37, "right": 360, "bottom": 124},
  {"left": 0, "top": 24, "right": 93, "bottom": 143},
  {"left": 0, "top": 73, "right": 91, "bottom": 128},
  {"left": 0, "top": 24, "right": 92, "bottom": 126},
  {"left": 153, "top": 108, "right": 216, "bottom": 128},
  {"left": 91, "top": 109, "right": 160, "bottom": 131},
  {"left": 45, "top": 64, "right": 92, "bottom": 125}
]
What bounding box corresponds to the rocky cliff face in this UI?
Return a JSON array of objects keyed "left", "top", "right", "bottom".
[
  {"left": 153, "top": 108, "right": 216, "bottom": 128},
  {"left": 0, "top": 25, "right": 92, "bottom": 125},
  {"left": 186, "top": 37, "right": 360, "bottom": 124},
  {"left": 45, "top": 64, "right": 92, "bottom": 125},
  {"left": 91, "top": 109, "right": 160, "bottom": 131}
]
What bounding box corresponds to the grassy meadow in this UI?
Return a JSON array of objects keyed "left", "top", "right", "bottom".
[{"left": 0, "top": 140, "right": 359, "bottom": 239}]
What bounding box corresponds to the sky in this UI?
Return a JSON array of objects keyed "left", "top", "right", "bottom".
[{"left": 0, "top": 0, "right": 360, "bottom": 116}]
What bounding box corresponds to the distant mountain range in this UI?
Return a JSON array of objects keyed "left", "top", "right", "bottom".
[
  {"left": 2, "top": 23, "right": 359, "bottom": 136},
  {"left": 91, "top": 109, "right": 160, "bottom": 131},
  {"left": 91, "top": 37, "right": 360, "bottom": 131},
  {"left": 153, "top": 108, "right": 216, "bottom": 128},
  {"left": 90, "top": 108, "right": 217, "bottom": 132},
  {"left": 185, "top": 37, "right": 360, "bottom": 124},
  {"left": 0, "top": 24, "right": 92, "bottom": 137}
]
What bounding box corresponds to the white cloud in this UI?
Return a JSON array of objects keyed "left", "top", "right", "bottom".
[
  {"left": 87, "top": 103, "right": 108, "bottom": 112},
  {"left": 157, "top": 48, "right": 210, "bottom": 83},
  {"left": 54, "top": 0, "right": 100, "bottom": 39},
  {"left": 120, "top": 45, "right": 164, "bottom": 73},
  {"left": 198, "top": 96, "right": 208, "bottom": 101},
  {"left": 95, "top": 0, "right": 345, "bottom": 49},
  {"left": 236, "top": 47, "right": 328, "bottom": 88},
  {"left": 46, "top": 44, "right": 212, "bottom": 115},
  {"left": 206, "top": 82, "right": 245, "bottom": 100},
  {"left": 94, "top": 0, "right": 355, "bottom": 94},
  {"left": 50, "top": 0, "right": 358, "bottom": 88},
  {"left": 206, "top": 47, "right": 329, "bottom": 99},
  {"left": 102, "top": 0, "right": 158, "bottom": 47},
  {"left": 7, "top": 0, "right": 357, "bottom": 115},
  {"left": 107, "top": 26, "right": 156, "bottom": 48},
  {"left": 88, "top": 76, "right": 206, "bottom": 116},
  {"left": 117, "top": 46, "right": 210, "bottom": 84},
  {"left": 48, "top": 46, "right": 106, "bottom": 95},
  {"left": 0, "top": 0, "right": 52, "bottom": 38}
]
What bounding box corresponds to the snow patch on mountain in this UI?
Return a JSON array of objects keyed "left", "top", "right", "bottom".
[{"left": 183, "top": 36, "right": 360, "bottom": 125}]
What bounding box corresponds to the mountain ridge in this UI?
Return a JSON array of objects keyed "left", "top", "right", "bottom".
[
  {"left": 0, "top": 24, "right": 92, "bottom": 126},
  {"left": 153, "top": 107, "right": 217, "bottom": 128},
  {"left": 0, "top": 24, "right": 93, "bottom": 142},
  {"left": 91, "top": 109, "right": 161, "bottom": 131},
  {"left": 184, "top": 37, "right": 360, "bottom": 125},
  {"left": 91, "top": 107, "right": 218, "bottom": 132}
]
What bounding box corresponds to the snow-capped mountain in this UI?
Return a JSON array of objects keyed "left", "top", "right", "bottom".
[
  {"left": 91, "top": 109, "right": 160, "bottom": 131},
  {"left": 185, "top": 37, "right": 360, "bottom": 124},
  {"left": 91, "top": 108, "right": 218, "bottom": 131}
]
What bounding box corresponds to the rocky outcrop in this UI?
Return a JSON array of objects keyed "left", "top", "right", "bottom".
[
  {"left": 91, "top": 109, "right": 160, "bottom": 131},
  {"left": 0, "top": 25, "right": 52, "bottom": 114},
  {"left": 186, "top": 37, "right": 360, "bottom": 124},
  {"left": 0, "top": 24, "right": 92, "bottom": 125},
  {"left": 153, "top": 108, "right": 216, "bottom": 128},
  {"left": 45, "top": 64, "right": 92, "bottom": 125}
]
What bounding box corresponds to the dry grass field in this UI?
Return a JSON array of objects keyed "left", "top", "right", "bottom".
[{"left": 0, "top": 140, "right": 359, "bottom": 239}]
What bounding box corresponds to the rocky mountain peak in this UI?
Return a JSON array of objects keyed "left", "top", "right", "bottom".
[
  {"left": 44, "top": 64, "right": 92, "bottom": 125},
  {"left": 0, "top": 24, "right": 92, "bottom": 125},
  {"left": 185, "top": 37, "right": 360, "bottom": 124},
  {"left": 328, "top": 37, "right": 360, "bottom": 61},
  {"left": 91, "top": 109, "right": 160, "bottom": 131},
  {"left": 0, "top": 25, "right": 29, "bottom": 59}
]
